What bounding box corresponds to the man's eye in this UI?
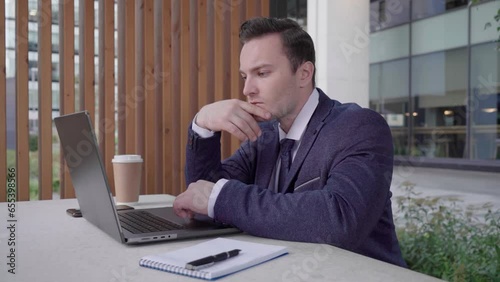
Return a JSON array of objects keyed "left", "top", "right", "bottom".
[
  {"left": 258, "top": 72, "right": 268, "bottom": 77},
  {"left": 241, "top": 76, "right": 247, "bottom": 80}
]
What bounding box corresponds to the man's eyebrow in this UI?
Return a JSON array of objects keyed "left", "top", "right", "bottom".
[{"left": 239, "top": 64, "right": 273, "bottom": 74}]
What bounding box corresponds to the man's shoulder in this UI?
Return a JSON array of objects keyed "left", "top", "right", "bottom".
[
  {"left": 329, "top": 101, "right": 386, "bottom": 124},
  {"left": 316, "top": 88, "right": 383, "bottom": 122}
]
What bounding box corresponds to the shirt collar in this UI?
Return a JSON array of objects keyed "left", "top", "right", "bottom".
[{"left": 279, "top": 88, "right": 319, "bottom": 141}]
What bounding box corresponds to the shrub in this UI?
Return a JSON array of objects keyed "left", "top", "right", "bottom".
[
  {"left": 29, "top": 134, "right": 38, "bottom": 152},
  {"left": 395, "top": 181, "right": 500, "bottom": 282}
]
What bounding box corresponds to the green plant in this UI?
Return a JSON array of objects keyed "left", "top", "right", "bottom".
[
  {"left": 395, "top": 181, "right": 500, "bottom": 282},
  {"left": 29, "top": 134, "right": 38, "bottom": 152}
]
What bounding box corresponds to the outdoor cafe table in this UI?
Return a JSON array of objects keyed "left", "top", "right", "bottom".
[{"left": 0, "top": 194, "right": 442, "bottom": 282}]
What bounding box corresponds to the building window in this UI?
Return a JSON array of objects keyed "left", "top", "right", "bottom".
[
  {"left": 411, "top": 48, "right": 467, "bottom": 159},
  {"left": 270, "top": 0, "right": 307, "bottom": 29},
  {"left": 370, "top": 58, "right": 410, "bottom": 156},
  {"left": 369, "top": 0, "right": 500, "bottom": 162},
  {"left": 412, "top": 0, "right": 468, "bottom": 20},
  {"left": 470, "top": 43, "right": 500, "bottom": 160},
  {"left": 370, "top": 0, "right": 410, "bottom": 32}
]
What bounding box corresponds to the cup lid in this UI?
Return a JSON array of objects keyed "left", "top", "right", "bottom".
[{"left": 112, "top": 155, "right": 143, "bottom": 163}]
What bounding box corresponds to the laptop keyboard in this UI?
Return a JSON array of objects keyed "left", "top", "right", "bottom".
[{"left": 118, "top": 210, "right": 185, "bottom": 234}]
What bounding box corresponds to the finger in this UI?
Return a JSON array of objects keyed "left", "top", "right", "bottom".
[
  {"left": 240, "top": 102, "right": 272, "bottom": 121},
  {"left": 229, "top": 114, "right": 260, "bottom": 141},
  {"left": 176, "top": 209, "right": 193, "bottom": 219},
  {"left": 224, "top": 122, "right": 253, "bottom": 142},
  {"left": 173, "top": 199, "right": 193, "bottom": 218},
  {"left": 235, "top": 111, "right": 264, "bottom": 140}
]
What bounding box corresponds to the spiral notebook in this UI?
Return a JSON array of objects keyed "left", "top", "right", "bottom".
[{"left": 139, "top": 238, "right": 288, "bottom": 280}]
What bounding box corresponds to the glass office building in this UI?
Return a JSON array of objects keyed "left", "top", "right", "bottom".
[
  {"left": 369, "top": 0, "right": 500, "bottom": 165},
  {"left": 8, "top": 0, "right": 499, "bottom": 168}
]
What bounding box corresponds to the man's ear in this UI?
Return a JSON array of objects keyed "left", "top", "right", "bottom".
[{"left": 298, "top": 61, "right": 314, "bottom": 88}]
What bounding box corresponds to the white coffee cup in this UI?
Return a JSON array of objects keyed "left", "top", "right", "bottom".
[{"left": 112, "top": 155, "right": 143, "bottom": 203}]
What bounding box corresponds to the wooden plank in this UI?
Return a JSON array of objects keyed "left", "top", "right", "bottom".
[
  {"left": 246, "top": 0, "right": 257, "bottom": 19},
  {"left": 16, "top": 0, "right": 29, "bottom": 201},
  {"left": 189, "top": 0, "right": 198, "bottom": 119},
  {"left": 206, "top": 0, "right": 215, "bottom": 106},
  {"left": 135, "top": 0, "right": 145, "bottom": 194},
  {"left": 117, "top": 0, "right": 126, "bottom": 155},
  {"left": 255, "top": 0, "right": 261, "bottom": 17},
  {"left": 214, "top": 0, "right": 231, "bottom": 159},
  {"left": 189, "top": 0, "right": 199, "bottom": 184},
  {"left": 153, "top": 0, "right": 164, "bottom": 194},
  {"left": 222, "top": 2, "right": 233, "bottom": 156},
  {"left": 103, "top": 0, "right": 115, "bottom": 194},
  {"left": 197, "top": 0, "right": 208, "bottom": 108},
  {"left": 162, "top": 0, "right": 173, "bottom": 195},
  {"left": 171, "top": 0, "right": 181, "bottom": 195},
  {"left": 261, "top": 0, "right": 269, "bottom": 16},
  {"left": 124, "top": 0, "right": 136, "bottom": 154},
  {"left": 144, "top": 0, "right": 155, "bottom": 194},
  {"left": 59, "top": 0, "right": 76, "bottom": 199},
  {"left": 38, "top": 0, "right": 52, "bottom": 200},
  {"left": 179, "top": 0, "right": 190, "bottom": 190},
  {"left": 79, "top": 0, "right": 95, "bottom": 122},
  {"left": 0, "top": 0, "right": 6, "bottom": 202},
  {"left": 230, "top": 0, "right": 244, "bottom": 154}
]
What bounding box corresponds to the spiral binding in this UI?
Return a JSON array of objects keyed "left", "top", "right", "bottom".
[{"left": 139, "top": 258, "right": 211, "bottom": 280}]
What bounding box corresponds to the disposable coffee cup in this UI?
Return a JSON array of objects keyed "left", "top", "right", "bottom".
[{"left": 112, "top": 155, "right": 143, "bottom": 204}]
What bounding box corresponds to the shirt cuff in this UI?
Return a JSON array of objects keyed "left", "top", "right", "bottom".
[
  {"left": 207, "top": 178, "right": 228, "bottom": 218},
  {"left": 192, "top": 114, "right": 214, "bottom": 138}
]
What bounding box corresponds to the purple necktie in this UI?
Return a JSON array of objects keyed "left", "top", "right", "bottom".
[{"left": 278, "top": 138, "right": 295, "bottom": 193}]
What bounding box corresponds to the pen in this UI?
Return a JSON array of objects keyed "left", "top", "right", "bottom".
[{"left": 185, "top": 249, "right": 241, "bottom": 270}]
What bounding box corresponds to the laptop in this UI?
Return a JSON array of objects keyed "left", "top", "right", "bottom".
[{"left": 54, "top": 111, "right": 240, "bottom": 244}]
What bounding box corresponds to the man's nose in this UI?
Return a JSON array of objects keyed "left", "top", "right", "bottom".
[{"left": 242, "top": 77, "right": 256, "bottom": 96}]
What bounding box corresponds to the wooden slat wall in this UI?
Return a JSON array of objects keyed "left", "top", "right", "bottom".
[
  {"left": 38, "top": 0, "right": 52, "bottom": 200},
  {"left": 230, "top": 0, "right": 246, "bottom": 154},
  {"left": 0, "top": 0, "right": 6, "bottom": 202},
  {"left": 135, "top": 0, "right": 146, "bottom": 194},
  {"left": 144, "top": 0, "right": 155, "bottom": 195},
  {"left": 2, "top": 0, "right": 269, "bottom": 201},
  {"left": 79, "top": 0, "right": 95, "bottom": 120},
  {"left": 117, "top": 1, "right": 126, "bottom": 154},
  {"left": 170, "top": 0, "right": 181, "bottom": 195},
  {"left": 161, "top": 0, "right": 174, "bottom": 195},
  {"left": 124, "top": 0, "right": 136, "bottom": 154},
  {"left": 214, "top": 0, "right": 231, "bottom": 158},
  {"left": 98, "top": 0, "right": 115, "bottom": 194},
  {"left": 154, "top": 0, "right": 164, "bottom": 194},
  {"left": 16, "top": 0, "right": 30, "bottom": 201},
  {"left": 59, "top": 0, "right": 75, "bottom": 199}
]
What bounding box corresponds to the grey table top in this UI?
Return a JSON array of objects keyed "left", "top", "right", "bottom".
[{"left": 0, "top": 195, "right": 441, "bottom": 282}]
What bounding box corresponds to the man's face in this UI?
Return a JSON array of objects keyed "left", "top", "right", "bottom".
[{"left": 239, "top": 33, "right": 302, "bottom": 122}]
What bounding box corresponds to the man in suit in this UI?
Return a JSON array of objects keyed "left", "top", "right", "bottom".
[{"left": 173, "top": 17, "right": 406, "bottom": 267}]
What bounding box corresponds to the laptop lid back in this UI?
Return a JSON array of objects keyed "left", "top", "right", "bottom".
[{"left": 54, "top": 111, "right": 124, "bottom": 243}]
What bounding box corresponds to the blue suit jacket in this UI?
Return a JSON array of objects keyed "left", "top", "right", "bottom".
[{"left": 185, "top": 89, "right": 406, "bottom": 267}]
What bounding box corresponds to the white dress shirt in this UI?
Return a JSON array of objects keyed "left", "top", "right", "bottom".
[{"left": 192, "top": 89, "right": 319, "bottom": 218}]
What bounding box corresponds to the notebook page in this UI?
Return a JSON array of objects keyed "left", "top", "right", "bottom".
[{"left": 140, "top": 237, "right": 288, "bottom": 279}]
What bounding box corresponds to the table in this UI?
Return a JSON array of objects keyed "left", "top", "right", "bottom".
[{"left": 0, "top": 195, "right": 442, "bottom": 282}]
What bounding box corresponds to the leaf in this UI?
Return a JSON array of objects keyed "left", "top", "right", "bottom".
[{"left": 484, "top": 22, "right": 492, "bottom": 30}]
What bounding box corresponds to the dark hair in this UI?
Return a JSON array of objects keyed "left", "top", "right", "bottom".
[{"left": 239, "top": 17, "right": 316, "bottom": 85}]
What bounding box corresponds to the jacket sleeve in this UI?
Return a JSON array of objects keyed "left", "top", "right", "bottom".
[
  {"left": 185, "top": 125, "right": 258, "bottom": 186},
  {"left": 212, "top": 109, "right": 394, "bottom": 252}
]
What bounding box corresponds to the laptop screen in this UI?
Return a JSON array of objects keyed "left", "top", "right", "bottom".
[{"left": 54, "top": 111, "right": 124, "bottom": 243}]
